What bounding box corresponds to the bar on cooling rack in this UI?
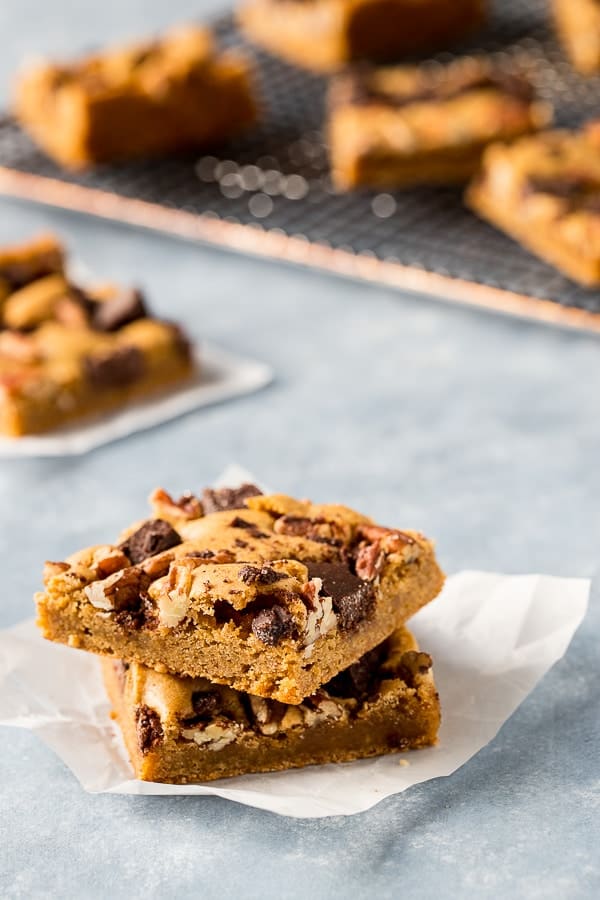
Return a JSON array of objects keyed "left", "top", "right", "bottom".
[
  {"left": 328, "top": 57, "right": 552, "bottom": 190},
  {"left": 467, "top": 124, "right": 600, "bottom": 287},
  {"left": 238, "top": 0, "right": 486, "bottom": 73},
  {"left": 13, "top": 25, "right": 257, "bottom": 168}
]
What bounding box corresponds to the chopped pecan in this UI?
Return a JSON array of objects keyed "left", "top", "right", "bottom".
[
  {"left": 43, "top": 560, "right": 70, "bottom": 581},
  {"left": 92, "top": 547, "right": 130, "bottom": 579},
  {"left": 84, "top": 568, "right": 144, "bottom": 613},
  {"left": 150, "top": 487, "right": 203, "bottom": 521},
  {"left": 355, "top": 542, "right": 383, "bottom": 581}
]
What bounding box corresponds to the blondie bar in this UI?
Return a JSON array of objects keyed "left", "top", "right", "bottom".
[
  {"left": 14, "top": 25, "right": 257, "bottom": 168},
  {"left": 329, "top": 58, "right": 552, "bottom": 189},
  {"left": 238, "top": 0, "right": 486, "bottom": 73},
  {"left": 0, "top": 235, "right": 194, "bottom": 436},
  {"left": 467, "top": 126, "right": 600, "bottom": 286},
  {"left": 553, "top": 0, "right": 600, "bottom": 75},
  {"left": 37, "top": 484, "right": 444, "bottom": 704},
  {"left": 103, "top": 626, "right": 440, "bottom": 782}
]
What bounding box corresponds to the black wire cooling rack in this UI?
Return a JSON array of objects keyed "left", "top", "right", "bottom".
[{"left": 2, "top": 0, "right": 600, "bottom": 331}]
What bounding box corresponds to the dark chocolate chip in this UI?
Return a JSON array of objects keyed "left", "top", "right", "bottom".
[
  {"left": 239, "top": 565, "right": 284, "bottom": 586},
  {"left": 120, "top": 519, "right": 182, "bottom": 565},
  {"left": 92, "top": 287, "right": 147, "bottom": 332},
  {"left": 181, "top": 690, "right": 222, "bottom": 727},
  {"left": 229, "top": 517, "right": 269, "bottom": 539},
  {"left": 524, "top": 174, "right": 596, "bottom": 200},
  {"left": 395, "top": 651, "right": 433, "bottom": 688},
  {"left": 83, "top": 345, "right": 144, "bottom": 389},
  {"left": 325, "top": 645, "right": 386, "bottom": 699},
  {"left": 201, "top": 483, "right": 263, "bottom": 514},
  {"left": 305, "top": 561, "right": 375, "bottom": 631},
  {"left": 135, "top": 705, "right": 163, "bottom": 754},
  {"left": 186, "top": 549, "right": 215, "bottom": 559},
  {"left": 251, "top": 605, "right": 295, "bottom": 646}
]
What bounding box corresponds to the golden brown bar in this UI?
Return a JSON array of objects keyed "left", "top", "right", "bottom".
[
  {"left": 467, "top": 126, "right": 600, "bottom": 287},
  {"left": 0, "top": 235, "right": 195, "bottom": 436},
  {"left": 553, "top": 0, "right": 600, "bottom": 75},
  {"left": 238, "top": 0, "right": 486, "bottom": 73},
  {"left": 329, "top": 58, "right": 552, "bottom": 190},
  {"left": 14, "top": 25, "right": 257, "bottom": 168},
  {"left": 103, "top": 627, "right": 440, "bottom": 783},
  {"left": 37, "top": 485, "right": 445, "bottom": 704}
]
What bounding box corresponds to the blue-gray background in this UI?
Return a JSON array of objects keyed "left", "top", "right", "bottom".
[{"left": 0, "top": 3, "right": 598, "bottom": 898}]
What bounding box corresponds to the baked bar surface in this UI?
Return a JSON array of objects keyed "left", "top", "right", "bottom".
[
  {"left": 238, "top": 0, "right": 486, "bottom": 73},
  {"left": 329, "top": 58, "right": 552, "bottom": 189},
  {"left": 37, "top": 484, "right": 445, "bottom": 704},
  {"left": 103, "top": 626, "right": 440, "bottom": 783},
  {"left": 14, "top": 25, "right": 257, "bottom": 168},
  {"left": 0, "top": 235, "right": 194, "bottom": 436},
  {"left": 467, "top": 126, "right": 600, "bottom": 287},
  {"left": 553, "top": 0, "right": 600, "bottom": 75}
]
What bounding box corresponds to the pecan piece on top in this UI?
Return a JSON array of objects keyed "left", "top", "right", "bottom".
[{"left": 150, "top": 487, "right": 203, "bottom": 521}]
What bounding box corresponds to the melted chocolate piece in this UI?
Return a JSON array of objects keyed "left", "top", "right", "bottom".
[
  {"left": 201, "top": 483, "right": 263, "bottom": 514},
  {"left": 251, "top": 605, "right": 295, "bottom": 646},
  {"left": 83, "top": 345, "right": 144, "bottom": 389},
  {"left": 181, "top": 690, "right": 221, "bottom": 727},
  {"left": 524, "top": 173, "right": 595, "bottom": 199},
  {"left": 120, "top": 519, "right": 182, "bottom": 565},
  {"left": 325, "top": 645, "right": 386, "bottom": 699},
  {"left": 135, "top": 705, "right": 163, "bottom": 754},
  {"left": 92, "top": 287, "right": 147, "bottom": 332},
  {"left": 305, "top": 562, "right": 376, "bottom": 631},
  {"left": 239, "top": 565, "right": 284, "bottom": 586}
]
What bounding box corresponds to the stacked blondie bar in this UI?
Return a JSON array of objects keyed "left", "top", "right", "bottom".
[{"left": 36, "top": 482, "right": 445, "bottom": 783}]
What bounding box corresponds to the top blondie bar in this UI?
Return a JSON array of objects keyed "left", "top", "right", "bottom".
[
  {"left": 14, "top": 25, "right": 257, "bottom": 168},
  {"left": 37, "top": 483, "right": 444, "bottom": 704}
]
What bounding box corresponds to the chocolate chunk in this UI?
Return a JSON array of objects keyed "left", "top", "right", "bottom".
[
  {"left": 83, "top": 345, "right": 144, "bottom": 389},
  {"left": 135, "top": 705, "right": 163, "bottom": 754},
  {"left": 186, "top": 549, "right": 215, "bottom": 559},
  {"left": 181, "top": 690, "right": 221, "bottom": 727},
  {"left": 230, "top": 516, "right": 269, "bottom": 539},
  {"left": 201, "top": 483, "right": 263, "bottom": 514},
  {"left": 395, "top": 651, "right": 433, "bottom": 688},
  {"left": 239, "top": 565, "right": 284, "bottom": 586},
  {"left": 120, "top": 519, "right": 182, "bottom": 565},
  {"left": 102, "top": 568, "right": 146, "bottom": 613},
  {"left": 326, "top": 645, "right": 386, "bottom": 699},
  {"left": 251, "top": 605, "right": 295, "bottom": 646},
  {"left": 305, "top": 562, "right": 375, "bottom": 631},
  {"left": 92, "top": 288, "right": 147, "bottom": 332},
  {"left": 524, "top": 174, "right": 595, "bottom": 200}
]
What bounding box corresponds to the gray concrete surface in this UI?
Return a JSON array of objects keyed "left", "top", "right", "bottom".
[{"left": 0, "top": 3, "right": 598, "bottom": 898}]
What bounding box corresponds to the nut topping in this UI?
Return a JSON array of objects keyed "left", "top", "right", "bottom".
[
  {"left": 150, "top": 487, "right": 203, "bottom": 521},
  {"left": 84, "top": 568, "right": 143, "bottom": 612}
]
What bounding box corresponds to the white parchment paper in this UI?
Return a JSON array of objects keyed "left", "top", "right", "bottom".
[
  {"left": 0, "top": 344, "right": 272, "bottom": 458},
  {"left": 0, "top": 573, "right": 588, "bottom": 818}
]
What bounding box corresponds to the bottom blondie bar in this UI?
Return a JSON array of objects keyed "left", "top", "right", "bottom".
[{"left": 103, "top": 627, "right": 440, "bottom": 783}]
